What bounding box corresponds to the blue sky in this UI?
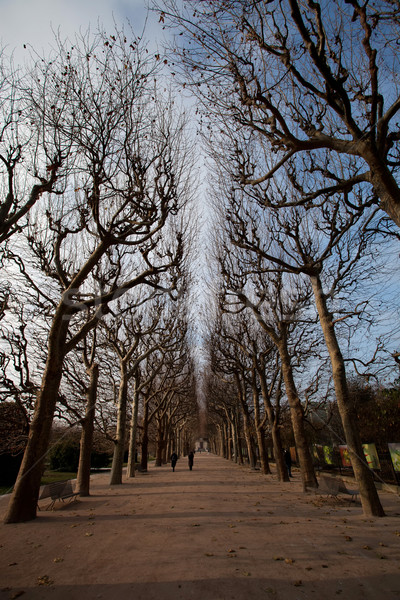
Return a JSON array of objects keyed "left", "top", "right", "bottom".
[{"left": 0, "top": 0, "right": 163, "bottom": 62}]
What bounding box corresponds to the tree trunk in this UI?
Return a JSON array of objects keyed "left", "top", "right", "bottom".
[
  {"left": 110, "top": 361, "right": 128, "bottom": 485},
  {"left": 242, "top": 409, "right": 256, "bottom": 468},
  {"left": 256, "top": 426, "right": 270, "bottom": 474},
  {"left": 127, "top": 374, "right": 140, "bottom": 478},
  {"left": 234, "top": 372, "right": 255, "bottom": 468},
  {"left": 155, "top": 418, "right": 165, "bottom": 466},
  {"left": 272, "top": 423, "right": 288, "bottom": 482},
  {"left": 76, "top": 363, "right": 99, "bottom": 496},
  {"left": 4, "top": 311, "right": 69, "bottom": 523},
  {"left": 310, "top": 273, "right": 385, "bottom": 517},
  {"left": 366, "top": 150, "right": 400, "bottom": 228},
  {"left": 140, "top": 402, "right": 149, "bottom": 472},
  {"left": 252, "top": 366, "right": 270, "bottom": 474},
  {"left": 226, "top": 422, "right": 233, "bottom": 461},
  {"left": 257, "top": 365, "right": 288, "bottom": 481},
  {"left": 278, "top": 336, "right": 318, "bottom": 490}
]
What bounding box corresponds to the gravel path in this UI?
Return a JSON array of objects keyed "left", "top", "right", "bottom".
[{"left": 1, "top": 452, "right": 400, "bottom": 599}]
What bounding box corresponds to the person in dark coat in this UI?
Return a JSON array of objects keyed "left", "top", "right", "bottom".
[
  {"left": 284, "top": 449, "right": 293, "bottom": 477},
  {"left": 171, "top": 451, "right": 178, "bottom": 472},
  {"left": 188, "top": 451, "right": 194, "bottom": 471}
]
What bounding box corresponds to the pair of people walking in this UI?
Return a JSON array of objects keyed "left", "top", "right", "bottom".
[{"left": 170, "top": 451, "right": 195, "bottom": 471}]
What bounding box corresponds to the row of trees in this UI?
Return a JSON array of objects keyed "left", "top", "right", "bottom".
[
  {"left": 158, "top": 0, "right": 400, "bottom": 517},
  {"left": 2, "top": 0, "right": 400, "bottom": 524},
  {"left": 0, "top": 26, "right": 199, "bottom": 522}
]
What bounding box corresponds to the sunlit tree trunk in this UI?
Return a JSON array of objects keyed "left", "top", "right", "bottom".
[
  {"left": 110, "top": 362, "right": 128, "bottom": 485},
  {"left": 4, "top": 310, "right": 69, "bottom": 523},
  {"left": 251, "top": 365, "right": 270, "bottom": 474},
  {"left": 278, "top": 335, "right": 317, "bottom": 490},
  {"left": 310, "top": 273, "right": 384, "bottom": 516},
  {"left": 257, "top": 365, "right": 288, "bottom": 481}
]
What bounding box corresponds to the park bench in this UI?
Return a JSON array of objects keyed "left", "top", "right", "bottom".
[
  {"left": 317, "top": 475, "right": 359, "bottom": 504},
  {"left": 38, "top": 479, "right": 79, "bottom": 511},
  {"left": 337, "top": 478, "right": 359, "bottom": 503}
]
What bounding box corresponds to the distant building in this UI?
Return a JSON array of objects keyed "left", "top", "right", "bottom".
[{"left": 195, "top": 437, "right": 209, "bottom": 452}]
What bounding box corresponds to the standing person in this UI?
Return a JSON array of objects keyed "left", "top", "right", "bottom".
[
  {"left": 171, "top": 451, "right": 178, "bottom": 472},
  {"left": 284, "top": 449, "right": 293, "bottom": 478},
  {"left": 188, "top": 451, "right": 194, "bottom": 471}
]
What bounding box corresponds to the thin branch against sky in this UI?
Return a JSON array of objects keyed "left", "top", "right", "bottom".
[{"left": 0, "top": 0, "right": 163, "bottom": 61}]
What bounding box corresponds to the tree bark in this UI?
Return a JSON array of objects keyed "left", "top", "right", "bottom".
[
  {"left": 310, "top": 273, "right": 385, "bottom": 516},
  {"left": 235, "top": 373, "right": 256, "bottom": 469},
  {"left": 155, "top": 417, "right": 166, "bottom": 467},
  {"left": 257, "top": 365, "right": 288, "bottom": 481},
  {"left": 4, "top": 310, "right": 69, "bottom": 523},
  {"left": 110, "top": 361, "right": 128, "bottom": 485},
  {"left": 140, "top": 402, "right": 149, "bottom": 472},
  {"left": 252, "top": 366, "right": 270, "bottom": 474},
  {"left": 127, "top": 374, "right": 140, "bottom": 478},
  {"left": 278, "top": 336, "right": 318, "bottom": 490},
  {"left": 76, "top": 362, "right": 99, "bottom": 496}
]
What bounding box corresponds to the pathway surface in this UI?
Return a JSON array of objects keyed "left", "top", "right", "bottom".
[{"left": 0, "top": 453, "right": 400, "bottom": 600}]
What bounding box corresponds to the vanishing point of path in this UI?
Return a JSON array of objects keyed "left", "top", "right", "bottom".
[{"left": 1, "top": 453, "right": 400, "bottom": 600}]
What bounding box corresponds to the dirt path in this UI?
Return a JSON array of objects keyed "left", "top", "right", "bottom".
[{"left": 1, "top": 453, "right": 400, "bottom": 600}]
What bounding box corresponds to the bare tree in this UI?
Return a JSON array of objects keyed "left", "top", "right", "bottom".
[
  {"left": 159, "top": 0, "right": 400, "bottom": 228},
  {"left": 4, "top": 28, "right": 191, "bottom": 524},
  {"left": 215, "top": 231, "right": 318, "bottom": 489},
  {"left": 0, "top": 50, "right": 68, "bottom": 247},
  {"left": 221, "top": 177, "right": 386, "bottom": 514}
]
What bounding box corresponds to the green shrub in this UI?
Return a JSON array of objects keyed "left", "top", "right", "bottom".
[
  {"left": 48, "top": 439, "right": 111, "bottom": 472},
  {"left": 48, "top": 439, "right": 80, "bottom": 472},
  {"left": 0, "top": 452, "right": 23, "bottom": 486},
  {"left": 90, "top": 451, "right": 111, "bottom": 469}
]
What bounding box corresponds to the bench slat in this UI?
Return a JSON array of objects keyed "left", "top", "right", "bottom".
[{"left": 38, "top": 479, "right": 79, "bottom": 510}]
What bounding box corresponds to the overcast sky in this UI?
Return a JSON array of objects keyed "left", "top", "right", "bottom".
[{"left": 0, "top": 0, "right": 163, "bottom": 62}]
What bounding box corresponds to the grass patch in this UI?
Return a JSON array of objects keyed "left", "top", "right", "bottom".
[
  {"left": 0, "top": 470, "right": 78, "bottom": 495},
  {"left": 40, "top": 470, "right": 77, "bottom": 485}
]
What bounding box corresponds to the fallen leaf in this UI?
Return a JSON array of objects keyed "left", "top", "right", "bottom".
[
  {"left": 293, "top": 580, "right": 303, "bottom": 587},
  {"left": 204, "top": 553, "right": 214, "bottom": 557},
  {"left": 37, "top": 575, "right": 53, "bottom": 586},
  {"left": 227, "top": 548, "right": 236, "bottom": 553},
  {"left": 84, "top": 532, "right": 93, "bottom": 537},
  {"left": 53, "top": 558, "right": 63, "bottom": 563},
  {"left": 285, "top": 558, "right": 295, "bottom": 564},
  {"left": 363, "top": 545, "right": 372, "bottom": 550},
  {"left": 242, "top": 571, "right": 251, "bottom": 576}
]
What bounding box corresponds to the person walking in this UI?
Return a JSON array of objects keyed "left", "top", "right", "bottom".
[
  {"left": 171, "top": 451, "right": 178, "bottom": 472},
  {"left": 284, "top": 449, "right": 293, "bottom": 478},
  {"left": 188, "top": 451, "right": 194, "bottom": 471}
]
